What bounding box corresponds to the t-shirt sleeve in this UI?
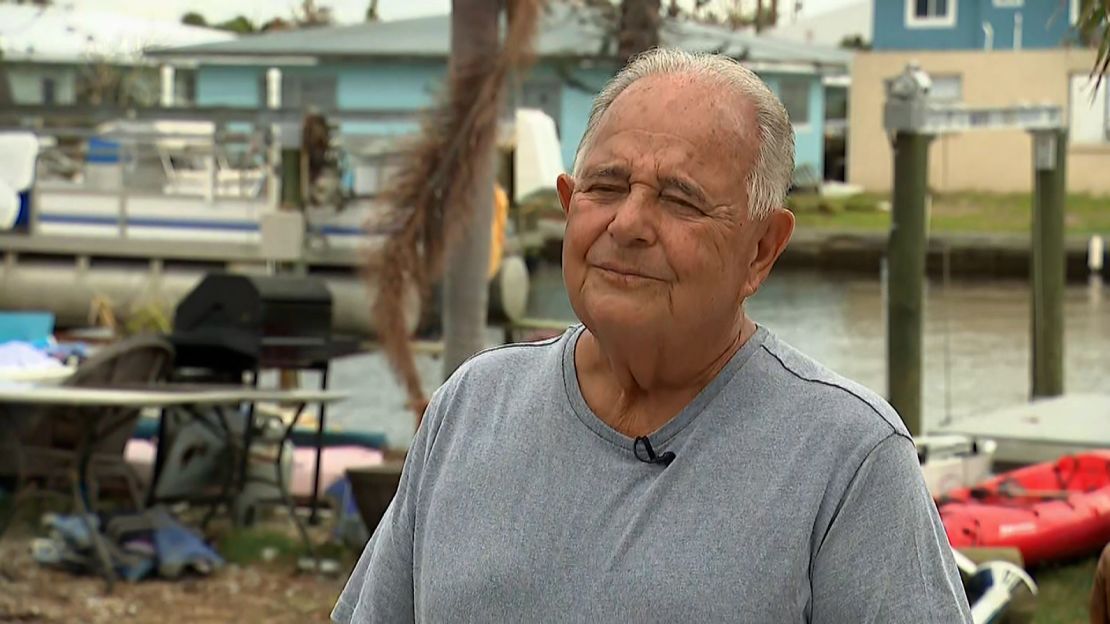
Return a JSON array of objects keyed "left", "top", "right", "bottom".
[
  {"left": 331, "top": 393, "right": 443, "bottom": 624},
  {"left": 810, "top": 433, "right": 972, "bottom": 623}
]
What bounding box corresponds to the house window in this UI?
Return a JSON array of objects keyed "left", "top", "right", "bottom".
[
  {"left": 928, "top": 75, "right": 963, "bottom": 102},
  {"left": 1069, "top": 74, "right": 1109, "bottom": 145},
  {"left": 520, "top": 80, "right": 562, "bottom": 136},
  {"left": 906, "top": 0, "right": 957, "bottom": 28},
  {"left": 286, "top": 75, "right": 337, "bottom": 111},
  {"left": 261, "top": 74, "right": 338, "bottom": 111},
  {"left": 914, "top": 0, "right": 949, "bottom": 18},
  {"left": 174, "top": 70, "right": 197, "bottom": 106},
  {"left": 41, "top": 78, "right": 56, "bottom": 105},
  {"left": 779, "top": 77, "right": 810, "bottom": 127},
  {"left": 824, "top": 86, "right": 848, "bottom": 121}
]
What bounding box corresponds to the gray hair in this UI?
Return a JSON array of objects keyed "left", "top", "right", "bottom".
[{"left": 572, "top": 48, "right": 795, "bottom": 220}]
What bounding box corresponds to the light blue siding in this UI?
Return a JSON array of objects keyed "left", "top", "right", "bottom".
[
  {"left": 196, "top": 66, "right": 260, "bottom": 107},
  {"left": 762, "top": 73, "right": 825, "bottom": 181},
  {"left": 549, "top": 64, "right": 614, "bottom": 170},
  {"left": 196, "top": 58, "right": 830, "bottom": 181},
  {"left": 335, "top": 61, "right": 444, "bottom": 109}
]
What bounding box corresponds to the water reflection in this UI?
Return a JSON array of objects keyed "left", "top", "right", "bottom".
[
  {"left": 325, "top": 264, "right": 1109, "bottom": 447},
  {"left": 528, "top": 264, "right": 1110, "bottom": 431}
]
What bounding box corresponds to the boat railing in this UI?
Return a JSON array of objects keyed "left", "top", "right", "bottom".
[
  {"left": 0, "top": 104, "right": 424, "bottom": 238},
  {"left": 0, "top": 103, "right": 421, "bottom": 126},
  {"left": 14, "top": 125, "right": 272, "bottom": 241}
]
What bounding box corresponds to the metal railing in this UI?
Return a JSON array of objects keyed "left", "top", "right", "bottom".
[
  {"left": 0, "top": 105, "right": 425, "bottom": 239},
  {"left": 0, "top": 104, "right": 420, "bottom": 126}
]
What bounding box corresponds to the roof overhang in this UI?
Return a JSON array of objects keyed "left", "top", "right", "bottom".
[{"left": 148, "top": 54, "right": 320, "bottom": 67}]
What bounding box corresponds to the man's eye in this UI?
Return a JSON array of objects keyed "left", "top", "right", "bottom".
[
  {"left": 663, "top": 196, "right": 701, "bottom": 213},
  {"left": 589, "top": 185, "right": 625, "bottom": 194}
]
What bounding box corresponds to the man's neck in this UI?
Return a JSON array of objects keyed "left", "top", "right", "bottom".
[{"left": 575, "top": 316, "right": 756, "bottom": 438}]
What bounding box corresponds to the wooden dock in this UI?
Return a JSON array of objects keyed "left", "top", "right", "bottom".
[{"left": 937, "top": 393, "right": 1110, "bottom": 467}]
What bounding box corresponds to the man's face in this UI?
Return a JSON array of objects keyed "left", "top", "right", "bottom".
[{"left": 560, "top": 73, "right": 770, "bottom": 339}]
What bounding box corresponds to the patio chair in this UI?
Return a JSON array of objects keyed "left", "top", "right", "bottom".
[{"left": 0, "top": 335, "right": 175, "bottom": 513}]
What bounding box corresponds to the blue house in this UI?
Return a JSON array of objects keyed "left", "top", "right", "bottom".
[
  {"left": 149, "top": 7, "right": 850, "bottom": 185},
  {"left": 848, "top": 0, "right": 1109, "bottom": 195},
  {"left": 872, "top": 0, "right": 1083, "bottom": 51}
]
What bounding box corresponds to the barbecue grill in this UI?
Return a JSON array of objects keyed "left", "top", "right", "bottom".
[
  {"left": 170, "top": 273, "right": 356, "bottom": 373},
  {"left": 162, "top": 272, "right": 359, "bottom": 522}
]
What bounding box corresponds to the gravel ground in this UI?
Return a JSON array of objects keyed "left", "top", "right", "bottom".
[{"left": 0, "top": 534, "right": 351, "bottom": 623}]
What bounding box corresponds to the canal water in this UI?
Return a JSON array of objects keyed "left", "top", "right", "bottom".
[{"left": 322, "top": 264, "right": 1110, "bottom": 448}]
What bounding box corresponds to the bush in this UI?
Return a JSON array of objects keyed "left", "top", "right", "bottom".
[{"left": 844, "top": 195, "right": 880, "bottom": 213}]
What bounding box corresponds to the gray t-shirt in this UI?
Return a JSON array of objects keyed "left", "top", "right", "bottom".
[{"left": 334, "top": 325, "right": 971, "bottom": 623}]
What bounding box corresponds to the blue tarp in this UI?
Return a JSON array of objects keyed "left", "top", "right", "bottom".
[
  {"left": 0, "top": 311, "right": 54, "bottom": 346},
  {"left": 32, "top": 508, "right": 224, "bottom": 582}
]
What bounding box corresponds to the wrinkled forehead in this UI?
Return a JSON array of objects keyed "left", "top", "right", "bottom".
[{"left": 583, "top": 73, "right": 756, "bottom": 188}]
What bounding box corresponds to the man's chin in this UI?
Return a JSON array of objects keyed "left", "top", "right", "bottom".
[{"left": 581, "top": 302, "right": 665, "bottom": 334}]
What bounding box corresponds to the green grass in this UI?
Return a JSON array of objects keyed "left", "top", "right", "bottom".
[
  {"left": 787, "top": 192, "right": 1110, "bottom": 236},
  {"left": 1033, "top": 556, "right": 1097, "bottom": 624},
  {"left": 216, "top": 527, "right": 353, "bottom": 568},
  {"left": 217, "top": 528, "right": 306, "bottom": 565}
]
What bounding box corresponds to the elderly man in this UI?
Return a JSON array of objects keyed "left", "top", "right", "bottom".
[
  {"left": 1093, "top": 543, "right": 1110, "bottom": 624},
  {"left": 334, "top": 49, "right": 971, "bottom": 622}
]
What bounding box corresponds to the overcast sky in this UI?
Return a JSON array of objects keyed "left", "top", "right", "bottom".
[{"left": 63, "top": 0, "right": 862, "bottom": 27}]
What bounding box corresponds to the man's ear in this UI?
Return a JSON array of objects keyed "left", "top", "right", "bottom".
[
  {"left": 556, "top": 174, "right": 575, "bottom": 217},
  {"left": 743, "top": 208, "right": 795, "bottom": 298}
]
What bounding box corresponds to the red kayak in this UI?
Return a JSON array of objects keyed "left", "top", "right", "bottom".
[{"left": 938, "top": 451, "right": 1110, "bottom": 567}]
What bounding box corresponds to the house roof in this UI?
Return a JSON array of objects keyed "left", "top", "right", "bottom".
[
  {"left": 0, "top": 4, "right": 234, "bottom": 65},
  {"left": 149, "top": 5, "right": 851, "bottom": 71}
]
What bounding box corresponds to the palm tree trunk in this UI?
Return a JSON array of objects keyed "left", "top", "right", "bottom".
[
  {"left": 0, "top": 70, "right": 11, "bottom": 106},
  {"left": 441, "top": 0, "right": 501, "bottom": 378},
  {"left": 0, "top": 53, "right": 12, "bottom": 106},
  {"left": 618, "top": 0, "right": 662, "bottom": 65}
]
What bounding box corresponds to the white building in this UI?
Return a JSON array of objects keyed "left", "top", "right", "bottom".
[{"left": 0, "top": 4, "right": 233, "bottom": 105}]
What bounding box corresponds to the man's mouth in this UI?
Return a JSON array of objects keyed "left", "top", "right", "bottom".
[{"left": 594, "top": 263, "right": 658, "bottom": 281}]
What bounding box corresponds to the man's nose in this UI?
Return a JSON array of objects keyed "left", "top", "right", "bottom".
[{"left": 606, "top": 187, "right": 657, "bottom": 247}]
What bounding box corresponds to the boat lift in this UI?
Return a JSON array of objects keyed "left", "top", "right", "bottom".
[
  {"left": 882, "top": 63, "right": 1068, "bottom": 437},
  {"left": 0, "top": 80, "right": 562, "bottom": 335}
]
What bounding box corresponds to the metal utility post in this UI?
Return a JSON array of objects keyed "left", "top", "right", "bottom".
[
  {"left": 888, "top": 132, "right": 931, "bottom": 436},
  {"left": 276, "top": 78, "right": 304, "bottom": 209},
  {"left": 265, "top": 68, "right": 288, "bottom": 210},
  {"left": 1030, "top": 129, "right": 1067, "bottom": 398},
  {"left": 159, "top": 65, "right": 175, "bottom": 108},
  {"left": 883, "top": 64, "right": 935, "bottom": 436},
  {"left": 280, "top": 147, "right": 303, "bottom": 209}
]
